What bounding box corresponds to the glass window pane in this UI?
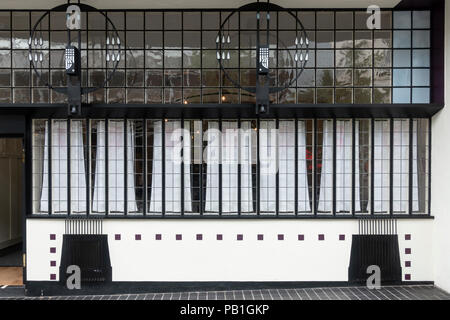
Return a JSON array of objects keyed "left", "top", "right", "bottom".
[
  {"left": 413, "top": 11, "right": 430, "bottom": 29},
  {"left": 394, "top": 11, "right": 411, "bottom": 29},
  {"left": 393, "top": 88, "right": 411, "bottom": 103},
  {"left": 394, "top": 31, "right": 411, "bottom": 48},
  {"left": 412, "top": 88, "right": 430, "bottom": 103}
]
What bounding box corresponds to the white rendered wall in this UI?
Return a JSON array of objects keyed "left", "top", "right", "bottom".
[
  {"left": 431, "top": 0, "right": 450, "bottom": 294},
  {"left": 26, "top": 219, "right": 432, "bottom": 283}
]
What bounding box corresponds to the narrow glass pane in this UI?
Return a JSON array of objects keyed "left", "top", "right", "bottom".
[
  {"left": 357, "top": 119, "right": 371, "bottom": 214},
  {"left": 316, "top": 119, "right": 333, "bottom": 214},
  {"left": 412, "top": 119, "right": 429, "bottom": 214},
  {"left": 147, "top": 120, "right": 162, "bottom": 214},
  {"left": 393, "top": 120, "right": 409, "bottom": 214},
  {"left": 374, "top": 119, "right": 390, "bottom": 214},
  {"left": 32, "top": 120, "right": 48, "bottom": 214}
]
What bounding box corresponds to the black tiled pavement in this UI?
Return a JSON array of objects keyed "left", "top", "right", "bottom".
[{"left": 0, "top": 285, "right": 449, "bottom": 300}]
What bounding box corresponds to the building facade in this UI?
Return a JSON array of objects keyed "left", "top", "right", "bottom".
[{"left": 0, "top": 0, "right": 448, "bottom": 296}]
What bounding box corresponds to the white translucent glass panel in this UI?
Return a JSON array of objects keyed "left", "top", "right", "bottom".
[
  {"left": 91, "top": 120, "right": 106, "bottom": 214},
  {"left": 164, "top": 120, "right": 192, "bottom": 214},
  {"left": 392, "top": 119, "right": 410, "bottom": 214},
  {"left": 70, "top": 120, "right": 87, "bottom": 214},
  {"left": 221, "top": 121, "right": 239, "bottom": 215},
  {"left": 186, "top": 120, "right": 202, "bottom": 215},
  {"left": 148, "top": 120, "right": 163, "bottom": 213},
  {"left": 92, "top": 120, "right": 137, "bottom": 214},
  {"left": 356, "top": 119, "right": 371, "bottom": 214},
  {"left": 317, "top": 120, "right": 333, "bottom": 214},
  {"left": 298, "top": 120, "right": 312, "bottom": 214},
  {"left": 278, "top": 120, "right": 295, "bottom": 214},
  {"left": 412, "top": 119, "right": 429, "bottom": 214},
  {"left": 335, "top": 120, "right": 360, "bottom": 214},
  {"left": 128, "top": 120, "right": 144, "bottom": 215},
  {"left": 259, "top": 120, "right": 277, "bottom": 214},
  {"left": 240, "top": 120, "right": 256, "bottom": 215},
  {"left": 204, "top": 121, "right": 220, "bottom": 214},
  {"left": 374, "top": 120, "right": 390, "bottom": 214},
  {"left": 32, "top": 120, "right": 47, "bottom": 214},
  {"left": 41, "top": 120, "right": 68, "bottom": 214}
]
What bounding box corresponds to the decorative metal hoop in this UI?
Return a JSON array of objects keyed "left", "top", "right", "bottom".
[
  {"left": 29, "top": 3, "right": 121, "bottom": 95},
  {"left": 216, "top": 2, "right": 309, "bottom": 94}
]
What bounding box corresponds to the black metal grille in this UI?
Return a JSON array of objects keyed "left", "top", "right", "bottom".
[
  {"left": 349, "top": 217, "right": 402, "bottom": 284},
  {"left": 60, "top": 217, "right": 111, "bottom": 284}
]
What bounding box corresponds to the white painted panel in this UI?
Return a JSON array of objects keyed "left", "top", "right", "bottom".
[{"left": 26, "top": 219, "right": 433, "bottom": 283}]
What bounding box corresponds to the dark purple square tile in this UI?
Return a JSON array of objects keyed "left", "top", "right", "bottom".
[
  {"left": 135, "top": 234, "right": 141, "bottom": 240},
  {"left": 405, "top": 248, "right": 411, "bottom": 254},
  {"left": 50, "top": 274, "right": 56, "bottom": 280},
  {"left": 405, "top": 274, "right": 411, "bottom": 281},
  {"left": 176, "top": 234, "right": 182, "bottom": 241},
  {"left": 278, "top": 234, "right": 284, "bottom": 241},
  {"left": 155, "top": 234, "right": 162, "bottom": 240},
  {"left": 405, "top": 234, "right": 411, "bottom": 241},
  {"left": 50, "top": 247, "right": 56, "bottom": 253},
  {"left": 196, "top": 234, "right": 203, "bottom": 241},
  {"left": 50, "top": 261, "right": 56, "bottom": 267},
  {"left": 318, "top": 234, "right": 325, "bottom": 241},
  {"left": 339, "top": 234, "right": 345, "bottom": 241},
  {"left": 216, "top": 234, "right": 223, "bottom": 241},
  {"left": 257, "top": 234, "right": 264, "bottom": 241},
  {"left": 115, "top": 234, "right": 121, "bottom": 241},
  {"left": 405, "top": 261, "right": 411, "bottom": 267},
  {"left": 298, "top": 234, "right": 304, "bottom": 241},
  {"left": 237, "top": 234, "right": 243, "bottom": 241},
  {"left": 50, "top": 234, "right": 56, "bottom": 241}
]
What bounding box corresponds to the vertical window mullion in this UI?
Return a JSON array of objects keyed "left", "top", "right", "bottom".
[
  {"left": 409, "top": 118, "right": 413, "bottom": 215},
  {"left": 124, "top": 118, "right": 128, "bottom": 216},
  {"left": 200, "top": 120, "right": 204, "bottom": 216},
  {"left": 294, "top": 118, "right": 298, "bottom": 216},
  {"left": 389, "top": 119, "right": 394, "bottom": 216},
  {"left": 275, "top": 119, "right": 279, "bottom": 216},
  {"left": 86, "top": 119, "right": 90, "bottom": 216},
  {"left": 219, "top": 119, "right": 222, "bottom": 216},
  {"left": 162, "top": 119, "right": 166, "bottom": 216},
  {"left": 313, "top": 118, "right": 317, "bottom": 216},
  {"left": 143, "top": 119, "right": 147, "bottom": 216},
  {"left": 257, "top": 117, "right": 260, "bottom": 216},
  {"left": 352, "top": 118, "right": 356, "bottom": 216},
  {"left": 370, "top": 118, "right": 374, "bottom": 216},
  {"left": 181, "top": 119, "right": 185, "bottom": 216},
  {"left": 237, "top": 118, "right": 241, "bottom": 216},
  {"left": 332, "top": 118, "right": 336, "bottom": 216},
  {"left": 48, "top": 118, "right": 52, "bottom": 215},
  {"left": 67, "top": 119, "right": 71, "bottom": 216},
  {"left": 105, "top": 119, "right": 109, "bottom": 216}
]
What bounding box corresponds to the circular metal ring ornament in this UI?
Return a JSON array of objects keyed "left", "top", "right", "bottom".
[
  {"left": 29, "top": 2, "right": 122, "bottom": 115},
  {"left": 216, "top": 1, "right": 309, "bottom": 113}
]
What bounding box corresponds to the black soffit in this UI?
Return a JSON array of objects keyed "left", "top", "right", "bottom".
[{"left": 0, "top": 103, "right": 442, "bottom": 119}]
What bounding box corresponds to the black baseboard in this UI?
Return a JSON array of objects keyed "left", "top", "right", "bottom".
[{"left": 24, "top": 280, "right": 435, "bottom": 297}]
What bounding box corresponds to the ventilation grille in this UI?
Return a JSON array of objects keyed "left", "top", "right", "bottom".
[
  {"left": 64, "top": 217, "right": 103, "bottom": 235},
  {"left": 358, "top": 218, "right": 398, "bottom": 235}
]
